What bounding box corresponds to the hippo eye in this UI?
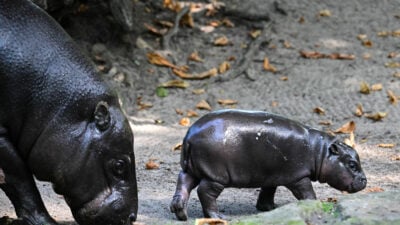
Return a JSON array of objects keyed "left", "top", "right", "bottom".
[
  {"left": 112, "top": 160, "right": 127, "bottom": 177},
  {"left": 348, "top": 161, "right": 358, "bottom": 172}
]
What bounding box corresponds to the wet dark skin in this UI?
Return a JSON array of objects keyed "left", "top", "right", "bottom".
[
  {"left": 0, "top": 0, "right": 137, "bottom": 224},
  {"left": 170, "top": 109, "right": 367, "bottom": 220}
]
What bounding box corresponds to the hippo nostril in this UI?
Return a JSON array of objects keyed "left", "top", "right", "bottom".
[{"left": 129, "top": 213, "right": 136, "bottom": 222}]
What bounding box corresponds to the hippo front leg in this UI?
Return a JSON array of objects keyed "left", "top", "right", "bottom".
[
  {"left": 0, "top": 136, "right": 58, "bottom": 225},
  {"left": 197, "top": 179, "right": 225, "bottom": 219},
  {"left": 256, "top": 186, "right": 277, "bottom": 211},
  {"left": 286, "top": 177, "right": 317, "bottom": 200},
  {"left": 170, "top": 171, "right": 200, "bottom": 221}
]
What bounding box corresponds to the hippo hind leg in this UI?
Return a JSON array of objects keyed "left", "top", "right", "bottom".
[
  {"left": 170, "top": 171, "right": 200, "bottom": 221},
  {"left": 197, "top": 179, "right": 225, "bottom": 219},
  {"left": 256, "top": 186, "right": 277, "bottom": 211},
  {"left": 0, "top": 135, "right": 57, "bottom": 225}
]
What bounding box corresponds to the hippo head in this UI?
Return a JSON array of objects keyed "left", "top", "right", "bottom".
[
  {"left": 320, "top": 141, "right": 367, "bottom": 193},
  {"left": 29, "top": 100, "right": 138, "bottom": 225}
]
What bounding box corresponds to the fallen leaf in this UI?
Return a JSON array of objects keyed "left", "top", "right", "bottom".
[
  {"left": 392, "top": 29, "right": 400, "bottom": 37},
  {"left": 344, "top": 132, "right": 355, "bottom": 148},
  {"left": 283, "top": 40, "right": 292, "bottom": 48},
  {"left": 175, "top": 108, "right": 184, "bottom": 115},
  {"left": 387, "top": 90, "right": 398, "bottom": 105},
  {"left": 159, "top": 80, "right": 190, "bottom": 88},
  {"left": 218, "top": 99, "right": 238, "bottom": 106},
  {"left": 249, "top": 29, "right": 262, "bottom": 39},
  {"left": 360, "top": 81, "right": 370, "bottom": 94},
  {"left": 196, "top": 100, "right": 212, "bottom": 110},
  {"left": 200, "top": 25, "right": 215, "bottom": 33},
  {"left": 172, "top": 143, "right": 183, "bottom": 151},
  {"left": 280, "top": 76, "right": 288, "bottom": 81},
  {"left": 362, "top": 53, "right": 372, "bottom": 59},
  {"left": 334, "top": 121, "right": 356, "bottom": 134},
  {"left": 388, "top": 52, "right": 398, "bottom": 58},
  {"left": 377, "top": 143, "right": 395, "bottom": 148},
  {"left": 328, "top": 53, "right": 356, "bottom": 60},
  {"left": 394, "top": 72, "right": 400, "bottom": 78},
  {"left": 318, "top": 120, "right": 332, "bottom": 126},
  {"left": 354, "top": 104, "right": 363, "bottom": 117},
  {"left": 181, "top": 13, "right": 194, "bottom": 27},
  {"left": 156, "top": 87, "right": 169, "bottom": 97},
  {"left": 144, "top": 23, "right": 167, "bottom": 35},
  {"left": 319, "top": 9, "right": 332, "bottom": 17},
  {"left": 391, "top": 155, "right": 400, "bottom": 161},
  {"left": 362, "top": 40, "right": 373, "bottom": 48},
  {"left": 156, "top": 20, "right": 174, "bottom": 28},
  {"left": 271, "top": 101, "right": 279, "bottom": 107},
  {"left": 136, "top": 97, "right": 153, "bottom": 110},
  {"left": 300, "top": 50, "right": 324, "bottom": 59},
  {"left": 172, "top": 68, "right": 218, "bottom": 80},
  {"left": 298, "top": 16, "right": 305, "bottom": 23},
  {"left": 371, "top": 83, "right": 383, "bottom": 91},
  {"left": 192, "top": 89, "right": 206, "bottom": 95},
  {"left": 378, "top": 31, "right": 390, "bottom": 37},
  {"left": 195, "top": 218, "right": 228, "bottom": 225},
  {"left": 299, "top": 51, "right": 355, "bottom": 60},
  {"left": 357, "top": 34, "right": 367, "bottom": 40},
  {"left": 263, "top": 57, "right": 277, "bottom": 72},
  {"left": 313, "top": 107, "right": 325, "bottom": 115},
  {"left": 214, "top": 36, "right": 230, "bottom": 46},
  {"left": 208, "top": 20, "right": 220, "bottom": 27},
  {"left": 145, "top": 159, "right": 159, "bottom": 170},
  {"left": 222, "top": 18, "right": 234, "bottom": 27},
  {"left": 179, "top": 117, "right": 191, "bottom": 126},
  {"left": 385, "top": 61, "right": 400, "bottom": 68},
  {"left": 188, "top": 51, "right": 203, "bottom": 62},
  {"left": 365, "top": 112, "right": 387, "bottom": 121},
  {"left": 364, "top": 187, "right": 384, "bottom": 193},
  {"left": 147, "top": 52, "right": 179, "bottom": 69},
  {"left": 187, "top": 109, "right": 199, "bottom": 117},
  {"left": 218, "top": 61, "right": 230, "bottom": 74}
]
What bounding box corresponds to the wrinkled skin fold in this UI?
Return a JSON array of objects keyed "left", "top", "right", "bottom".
[
  {"left": 0, "top": 0, "right": 138, "bottom": 224},
  {"left": 170, "top": 109, "right": 367, "bottom": 220}
]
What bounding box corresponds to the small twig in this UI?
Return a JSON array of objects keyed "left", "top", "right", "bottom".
[
  {"left": 212, "top": 22, "right": 272, "bottom": 82},
  {"left": 162, "top": 6, "right": 190, "bottom": 50}
]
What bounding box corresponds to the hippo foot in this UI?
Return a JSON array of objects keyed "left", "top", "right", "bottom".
[
  {"left": 256, "top": 202, "right": 276, "bottom": 211},
  {"left": 206, "top": 211, "right": 227, "bottom": 220},
  {"left": 170, "top": 195, "right": 188, "bottom": 221}
]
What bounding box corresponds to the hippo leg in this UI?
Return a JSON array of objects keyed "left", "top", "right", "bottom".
[
  {"left": 0, "top": 136, "right": 58, "bottom": 225},
  {"left": 197, "top": 179, "right": 225, "bottom": 219},
  {"left": 256, "top": 186, "right": 277, "bottom": 211},
  {"left": 170, "top": 171, "right": 200, "bottom": 221},
  {"left": 286, "top": 177, "right": 316, "bottom": 200}
]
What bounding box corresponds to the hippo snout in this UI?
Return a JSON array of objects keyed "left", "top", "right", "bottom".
[{"left": 349, "top": 176, "right": 367, "bottom": 193}]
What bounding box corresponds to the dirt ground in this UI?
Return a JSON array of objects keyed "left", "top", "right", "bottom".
[{"left": 1, "top": 0, "right": 400, "bottom": 224}]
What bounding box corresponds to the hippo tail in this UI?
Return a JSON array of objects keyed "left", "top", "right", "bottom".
[{"left": 180, "top": 136, "right": 191, "bottom": 172}]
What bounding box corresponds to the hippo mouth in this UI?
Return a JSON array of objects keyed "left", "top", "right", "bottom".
[{"left": 347, "top": 177, "right": 367, "bottom": 193}]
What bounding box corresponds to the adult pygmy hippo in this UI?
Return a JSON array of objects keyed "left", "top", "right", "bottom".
[
  {"left": 170, "top": 109, "right": 367, "bottom": 220},
  {"left": 0, "top": 0, "right": 137, "bottom": 224}
]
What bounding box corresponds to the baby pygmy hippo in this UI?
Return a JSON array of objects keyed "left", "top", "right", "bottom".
[{"left": 170, "top": 109, "right": 367, "bottom": 220}]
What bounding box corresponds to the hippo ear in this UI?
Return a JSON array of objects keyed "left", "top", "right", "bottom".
[
  {"left": 94, "top": 101, "right": 111, "bottom": 131},
  {"left": 329, "top": 143, "right": 340, "bottom": 155}
]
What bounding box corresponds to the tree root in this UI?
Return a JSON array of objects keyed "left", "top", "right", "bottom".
[{"left": 162, "top": 6, "right": 191, "bottom": 50}]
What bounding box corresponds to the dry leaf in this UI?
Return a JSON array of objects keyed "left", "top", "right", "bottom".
[
  {"left": 313, "top": 107, "right": 326, "bottom": 115},
  {"left": 263, "top": 57, "right": 277, "bottom": 72},
  {"left": 391, "top": 155, "right": 400, "bottom": 161},
  {"left": 319, "top": 9, "right": 332, "bottom": 17},
  {"left": 344, "top": 132, "right": 355, "bottom": 148},
  {"left": 214, "top": 36, "right": 230, "bottom": 46},
  {"left": 378, "top": 31, "right": 390, "bottom": 37},
  {"left": 173, "top": 68, "right": 218, "bottom": 80},
  {"left": 189, "top": 51, "right": 203, "bottom": 62},
  {"left": 181, "top": 13, "right": 194, "bottom": 27},
  {"left": 156, "top": 20, "right": 174, "bottom": 28},
  {"left": 377, "top": 143, "right": 395, "bottom": 148},
  {"left": 280, "top": 76, "right": 288, "bottom": 81},
  {"left": 196, "top": 100, "right": 212, "bottom": 110},
  {"left": 200, "top": 25, "right": 215, "bottom": 33},
  {"left": 365, "top": 112, "right": 387, "bottom": 121},
  {"left": 195, "top": 218, "right": 228, "bottom": 225},
  {"left": 357, "top": 34, "right": 367, "bottom": 40},
  {"left": 175, "top": 108, "right": 184, "bottom": 115},
  {"left": 271, "top": 101, "right": 279, "bottom": 107},
  {"left": 192, "top": 89, "right": 206, "bottom": 95},
  {"left": 222, "top": 18, "right": 234, "bottom": 27},
  {"left": 371, "top": 83, "right": 383, "bottom": 91},
  {"left": 159, "top": 80, "right": 190, "bottom": 88},
  {"left": 218, "top": 99, "right": 238, "bottom": 106},
  {"left": 394, "top": 72, "right": 400, "bottom": 78},
  {"left": 136, "top": 97, "right": 153, "bottom": 110},
  {"left": 388, "top": 52, "right": 399, "bottom": 58},
  {"left": 392, "top": 29, "right": 400, "bottom": 37},
  {"left": 249, "top": 29, "right": 262, "bottom": 39},
  {"left": 319, "top": 120, "right": 332, "bottom": 126},
  {"left": 362, "top": 40, "right": 373, "bottom": 48},
  {"left": 299, "top": 51, "right": 355, "bottom": 60},
  {"left": 364, "top": 187, "right": 384, "bottom": 193},
  {"left": 144, "top": 23, "right": 167, "bottom": 35},
  {"left": 354, "top": 104, "right": 363, "bottom": 117},
  {"left": 360, "top": 81, "right": 370, "bottom": 94},
  {"left": 172, "top": 143, "right": 183, "bottom": 151},
  {"left": 145, "top": 159, "right": 159, "bottom": 170},
  {"left": 328, "top": 53, "right": 356, "bottom": 60},
  {"left": 218, "top": 61, "right": 230, "bottom": 74},
  {"left": 362, "top": 53, "right": 372, "bottom": 59},
  {"left": 334, "top": 121, "right": 356, "bottom": 134},
  {"left": 385, "top": 61, "right": 400, "bottom": 68},
  {"left": 187, "top": 109, "right": 199, "bottom": 117},
  {"left": 147, "top": 52, "right": 179, "bottom": 69},
  {"left": 300, "top": 50, "right": 324, "bottom": 59},
  {"left": 179, "top": 117, "right": 191, "bottom": 126},
  {"left": 283, "top": 40, "right": 292, "bottom": 48},
  {"left": 208, "top": 20, "right": 220, "bottom": 27},
  {"left": 387, "top": 90, "right": 398, "bottom": 104}
]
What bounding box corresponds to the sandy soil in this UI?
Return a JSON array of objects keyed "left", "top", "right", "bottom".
[{"left": 1, "top": 0, "right": 399, "bottom": 224}]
